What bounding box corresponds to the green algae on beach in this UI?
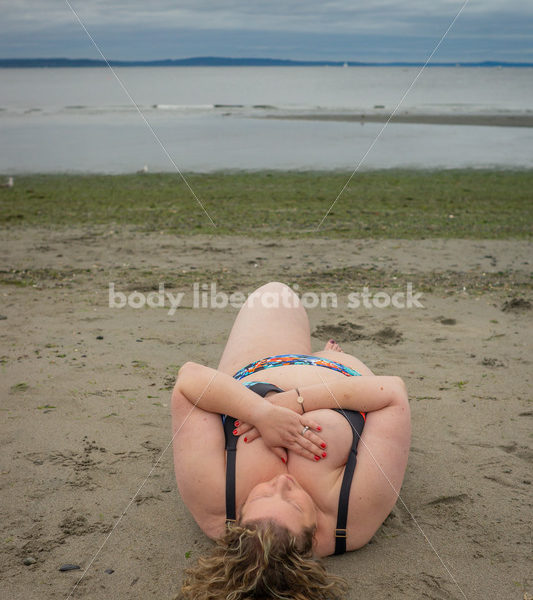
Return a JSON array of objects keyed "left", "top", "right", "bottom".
[{"left": 1, "top": 169, "right": 531, "bottom": 239}]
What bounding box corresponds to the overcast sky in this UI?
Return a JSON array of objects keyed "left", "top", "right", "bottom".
[{"left": 1, "top": 0, "right": 532, "bottom": 62}]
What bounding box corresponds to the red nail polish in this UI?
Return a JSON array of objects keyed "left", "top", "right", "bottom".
[
  {"left": 314, "top": 455, "right": 320, "bottom": 461},
  {"left": 281, "top": 457, "right": 286, "bottom": 463},
  {"left": 235, "top": 421, "right": 240, "bottom": 427},
  {"left": 233, "top": 429, "right": 238, "bottom": 435},
  {"left": 244, "top": 437, "right": 248, "bottom": 443},
  {"left": 316, "top": 426, "right": 322, "bottom": 431},
  {"left": 321, "top": 443, "right": 326, "bottom": 449},
  {"left": 322, "top": 452, "right": 327, "bottom": 458}
]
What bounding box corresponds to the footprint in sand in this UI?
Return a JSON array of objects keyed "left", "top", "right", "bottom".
[
  {"left": 370, "top": 326, "right": 403, "bottom": 345},
  {"left": 423, "top": 494, "right": 471, "bottom": 528},
  {"left": 425, "top": 493, "right": 469, "bottom": 507},
  {"left": 498, "top": 442, "right": 533, "bottom": 463},
  {"left": 381, "top": 505, "right": 409, "bottom": 531},
  {"left": 59, "top": 513, "right": 108, "bottom": 536},
  {"left": 312, "top": 321, "right": 365, "bottom": 343},
  {"left": 313, "top": 322, "right": 403, "bottom": 345}
]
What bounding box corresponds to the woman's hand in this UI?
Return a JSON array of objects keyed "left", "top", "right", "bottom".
[
  {"left": 233, "top": 404, "right": 327, "bottom": 463},
  {"left": 268, "top": 390, "right": 301, "bottom": 412}
]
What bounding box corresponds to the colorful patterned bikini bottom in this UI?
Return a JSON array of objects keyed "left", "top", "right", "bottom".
[{"left": 233, "top": 353, "right": 361, "bottom": 383}]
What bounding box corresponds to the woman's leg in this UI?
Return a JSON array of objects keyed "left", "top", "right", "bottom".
[{"left": 217, "top": 282, "right": 311, "bottom": 376}]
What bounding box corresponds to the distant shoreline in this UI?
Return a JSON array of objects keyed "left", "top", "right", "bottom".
[
  {"left": 1, "top": 57, "right": 533, "bottom": 68},
  {"left": 262, "top": 111, "right": 533, "bottom": 128}
]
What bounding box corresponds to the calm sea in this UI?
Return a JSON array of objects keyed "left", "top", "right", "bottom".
[{"left": 1, "top": 66, "right": 532, "bottom": 173}]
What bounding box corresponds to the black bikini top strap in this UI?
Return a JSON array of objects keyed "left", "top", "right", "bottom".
[
  {"left": 224, "top": 383, "right": 284, "bottom": 525},
  {"left": 334, "top": 410, "right": 365, "bottom": 555},
  {"left": 224, "top": 416, "right": 239, "bottom": 523}
]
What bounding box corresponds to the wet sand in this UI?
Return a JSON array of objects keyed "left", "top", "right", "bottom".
[{"left": 263, "top": 111, "right": 533, "bottom": 128}]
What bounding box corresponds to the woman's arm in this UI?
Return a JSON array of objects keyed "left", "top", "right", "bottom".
[
  {"left": 345, "top": 390, "right": 411, "bottom": 550},
  {"left": 175, "top": 362, "right": 327, "bottom": 461},
  {"left": 171, "top": 381, "right": 227, "bottom": 538},
  {"left": 176, "top": 361, "right": 271, "bottom": 424},
  {"left": 284, "top": 375, "right": 408, "bottom": 413},
  {"left": 237, "top": 375, "right": 407, "bottom": 444}
]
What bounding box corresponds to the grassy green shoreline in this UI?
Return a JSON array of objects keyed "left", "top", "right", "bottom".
[{"left": 1, "top": 170, "right": 531, "bottom": 238}]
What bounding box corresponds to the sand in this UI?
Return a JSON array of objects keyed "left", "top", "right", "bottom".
[
  {"left": 0, "top": 227, "right": 531, "bottom": 599},
  {"left": 263, "top": 111, "right": 533, "bottom": 128}
]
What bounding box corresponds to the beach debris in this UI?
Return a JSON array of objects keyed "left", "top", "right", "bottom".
[
  {"left": 59, "top": 564, "right": 81, "bottom": 572},
  {"left": 23, "top": 556, "right": 37, "bottom": 565},
  {"left": 0, "top": 315, "right": 7, "bottom": 320},
  {"left": 162, "top": 374, "right": 176, "bottom": 389},
  {"left": 104, "top": 568, "right": 114, "bottom": 574},
  {"left": 96, "top": 335, "right": 104, "bottom": 340},
  {"left": 481, "top": 357, "right": 506, "bottom": 367},
  {"left": 502, "top": 297, "right": 531, "bottom": 312},
  {"left": 435, "top": 316, "right": 457, "bottom": 325},
  {"left": 10, "top": 382, "right": 29, "bottom": 393}
]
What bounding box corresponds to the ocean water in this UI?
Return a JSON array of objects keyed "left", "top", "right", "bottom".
[{"left": 0, "top": 66, "right": 532, "bottom": 173}]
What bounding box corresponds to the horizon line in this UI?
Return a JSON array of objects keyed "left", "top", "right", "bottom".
[{"left": 1, "top": 56, "right": 532, "bottom": 67}]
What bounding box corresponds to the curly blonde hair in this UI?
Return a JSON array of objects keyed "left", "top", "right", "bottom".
[{"left": 176, "top": 520, "right": 348, "bottom": 600}]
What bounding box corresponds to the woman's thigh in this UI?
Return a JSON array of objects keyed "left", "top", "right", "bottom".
[{"left": 217, "top": 282, "right": 312, "bottom": 375}]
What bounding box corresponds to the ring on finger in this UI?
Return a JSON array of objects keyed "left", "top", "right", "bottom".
[{"left": 301, "top": 425, "right": 310, "bottom": 436}]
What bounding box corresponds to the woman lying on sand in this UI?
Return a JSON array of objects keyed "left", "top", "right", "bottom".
[{"left": 171, "top": 282, "right": 411, "bottom": 600}]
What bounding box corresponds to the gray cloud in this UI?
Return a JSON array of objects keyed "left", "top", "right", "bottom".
[{"left": 0, "top": 0, "right": 531, "bottom": 61}]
